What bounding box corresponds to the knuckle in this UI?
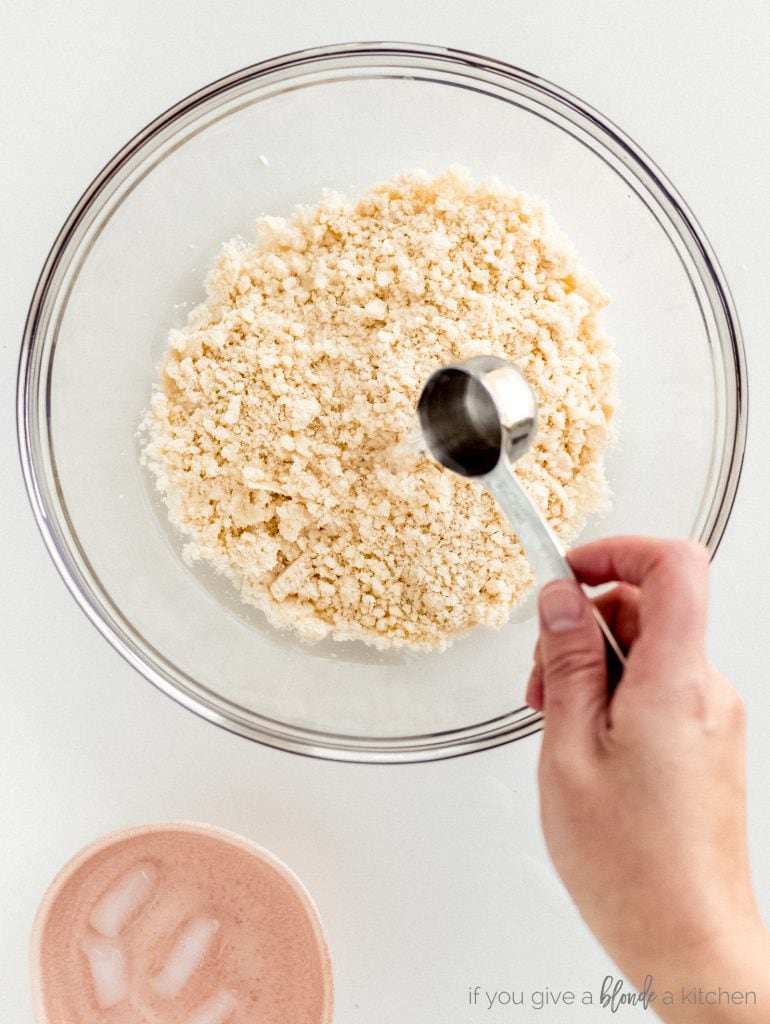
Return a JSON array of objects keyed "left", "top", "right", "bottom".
[
  {"left": 690, "top": 692, "right": 714, "bottom": 724},
  {"left": 673, "top": 673, "right": 712, "bottom": 719},
  {"left": 660, "top": 538, "right": 709, "bottom": 575},
  {"left": 672, "top": 670, "right": 744, "bottom": 732},
  {"left": 721, "top": 686, "right": 746, "bottom": 731},
  {"left": 545, "top": 645, "right": 605, "bottom": 682},
  {"left": 611, "top": 581, "right": 636, "bottom": 603}
]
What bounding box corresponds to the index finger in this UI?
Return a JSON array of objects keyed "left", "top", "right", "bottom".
[{"left": 567, "top": 536, "right": 710, "bottom": 657}]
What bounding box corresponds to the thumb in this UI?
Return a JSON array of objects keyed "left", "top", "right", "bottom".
[{"left": 538, "top": 580, "right": 609, "bottom": 742}]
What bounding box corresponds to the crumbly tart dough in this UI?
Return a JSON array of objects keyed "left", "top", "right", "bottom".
[{"left": 142, "top": 168, "right": 616, "bottom": 651}]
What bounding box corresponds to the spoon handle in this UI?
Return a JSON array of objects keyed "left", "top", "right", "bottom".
[
  {"left": 484, "top": 465, "right": 627, "bottom": 684},
  {"left": 484, "top": 465, "right": 573, "bottom": 585}
]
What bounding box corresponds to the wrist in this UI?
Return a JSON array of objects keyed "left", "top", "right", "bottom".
[{"left": 624, "top": 916, "right": 770, "bottom": 1023}]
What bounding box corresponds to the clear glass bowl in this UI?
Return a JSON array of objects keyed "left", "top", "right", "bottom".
[{"left": 17, "top": 43, "right": 746, "bottom": 763}]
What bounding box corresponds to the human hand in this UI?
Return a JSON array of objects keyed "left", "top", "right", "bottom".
[{"left": 526, "top": 537, "right": 769, "bottom": 1022}]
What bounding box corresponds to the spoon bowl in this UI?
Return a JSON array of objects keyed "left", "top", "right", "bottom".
[{"left": 417, "top": 355, "right": 537, "bottom": 476}]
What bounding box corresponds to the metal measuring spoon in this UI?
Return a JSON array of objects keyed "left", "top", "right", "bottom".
[{"left": 417, "top": 354, "right": 626, "bottom": 678}]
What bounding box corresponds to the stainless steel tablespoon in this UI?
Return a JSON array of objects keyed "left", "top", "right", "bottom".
[{"left": 417, "top": 354, "right": 626, "bottom": 678}]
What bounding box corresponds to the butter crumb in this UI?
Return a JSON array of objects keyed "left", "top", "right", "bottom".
[{"left": 142, "top": 168, "right": 616, "bottom": 651}]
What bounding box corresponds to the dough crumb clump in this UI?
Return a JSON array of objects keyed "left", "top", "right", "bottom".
[{"left": 142, "top": 168, "right": 616, "bottom": 651}]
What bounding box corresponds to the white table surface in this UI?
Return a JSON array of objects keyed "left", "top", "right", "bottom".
[{"left": 2, "top": 2, "right": 769, "bottom": 1021}]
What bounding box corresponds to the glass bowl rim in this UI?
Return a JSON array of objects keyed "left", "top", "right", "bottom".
[{"left": 16, "top": 41, "right": 748, "bottom": 764}]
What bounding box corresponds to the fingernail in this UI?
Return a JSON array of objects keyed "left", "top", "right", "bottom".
[{"left": 539, "top": 581, "right": 586, "bottom": 632}]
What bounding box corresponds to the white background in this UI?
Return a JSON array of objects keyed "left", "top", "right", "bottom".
[{"left": 2, "top": 2, "right": 769, "bottom": 1021}]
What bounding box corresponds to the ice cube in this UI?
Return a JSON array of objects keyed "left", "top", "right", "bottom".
[
  {"left": 81, "top": 933, "right": 129, "bottom": 1009},
  {"left": 185, "top": 989, "right": 238, "bottom": 1024},
  {"left": 89, "top": 861, "right": 158, "bottom": 937},
  {"left": 152, "top": 916, "right": 220, "bottom": 999}
]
